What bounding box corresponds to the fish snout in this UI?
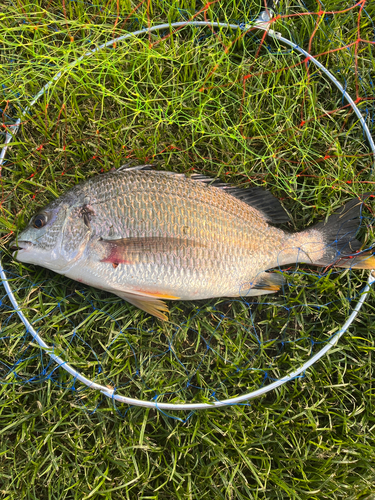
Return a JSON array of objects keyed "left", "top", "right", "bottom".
[{"left": 10, "top": 240, "right": 32, "bottom": 256}]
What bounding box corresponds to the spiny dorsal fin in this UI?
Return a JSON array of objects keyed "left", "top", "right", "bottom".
[
  {"left": 117, "top": 164, "right": 156, "bottom": 172},
  {"left": 117, "top": 166, "right": 291, "bottom": 225}
]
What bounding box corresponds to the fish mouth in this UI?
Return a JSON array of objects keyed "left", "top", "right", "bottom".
[{"left": 10, "top": 240, "right": 32, "bottom": 254}]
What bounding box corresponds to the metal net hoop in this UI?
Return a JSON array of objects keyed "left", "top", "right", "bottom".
[{"left": 1, "top": 15, "right": 374, "bottom": 411}]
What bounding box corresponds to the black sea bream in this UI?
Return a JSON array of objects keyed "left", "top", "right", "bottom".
[{"left": 12, "top": 166, "right": 375, "bottom": 319}]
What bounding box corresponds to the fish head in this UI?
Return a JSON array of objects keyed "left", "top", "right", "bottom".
[{"left": 11, "top": 192, "right": 92, "bottom": 273}]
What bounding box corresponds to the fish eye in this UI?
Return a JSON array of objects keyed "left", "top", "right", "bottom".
[{"left": 33, "top": 213, "right": 47, "bottom": 229}]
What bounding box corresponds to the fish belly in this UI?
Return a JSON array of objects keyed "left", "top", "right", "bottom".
[{"left": 68, "top": 247, "right": 279, "bottom": 300}]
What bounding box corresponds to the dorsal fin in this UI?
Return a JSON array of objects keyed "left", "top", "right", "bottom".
[
  {"left": 117, "top": 165, "right": 291, "bottom": 224},
  {"left": 228, "top": 186, "right": 290, "bottom": 224},
  {"left": 117, "top": 164, "right": 155, "bottom": 172},
  {"left": 190, "top": 174, "right": 291, "bottom": 224}
]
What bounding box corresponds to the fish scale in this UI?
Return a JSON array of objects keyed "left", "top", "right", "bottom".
[
  {"left": 80, "top": 171, "right": 287, "bottom": 298},
  {"left": 12, "top": 166, "right": 375, "bottom": 320}
]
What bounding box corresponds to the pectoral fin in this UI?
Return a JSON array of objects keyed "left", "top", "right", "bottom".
[{"left": 99, "top": 236, "right": 204, "bottom": 266}]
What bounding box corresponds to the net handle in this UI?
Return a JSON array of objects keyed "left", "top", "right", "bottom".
[{"left": 1, "top": 13, "right": 374, "bottom": 410}]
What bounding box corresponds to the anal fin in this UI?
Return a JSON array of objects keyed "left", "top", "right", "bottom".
[{"left": 239, "top": 272, "right": 284, "bottom": 297}]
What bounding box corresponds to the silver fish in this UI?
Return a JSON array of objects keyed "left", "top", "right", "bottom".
[{"left": 11, "top": 166, "right": 374, "bottom": 320}]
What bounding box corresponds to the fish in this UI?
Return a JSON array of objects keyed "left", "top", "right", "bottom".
[{"left": 11, "top": 165, "right": 375, "bottom": 320}]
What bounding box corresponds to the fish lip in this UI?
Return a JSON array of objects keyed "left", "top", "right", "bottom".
[{"left": 10, "top": 240, "right": 32, "bottom": 254}]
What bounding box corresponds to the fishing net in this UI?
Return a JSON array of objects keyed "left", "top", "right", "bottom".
[{"left": 1, "top": 0, "right": 375, "bottom": 417}]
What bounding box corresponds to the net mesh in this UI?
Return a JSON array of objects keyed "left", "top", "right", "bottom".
[{"left": 1, "top": 0, "right": 375, "bottom": 414}]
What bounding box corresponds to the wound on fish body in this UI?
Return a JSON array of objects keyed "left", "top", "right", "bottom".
[{"left": 11, "top": 165, "right": 375, "bottom": 321}]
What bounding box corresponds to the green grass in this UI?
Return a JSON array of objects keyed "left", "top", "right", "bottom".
[{"left": 1, "top": 0, "right": 375, "bottom": 498}]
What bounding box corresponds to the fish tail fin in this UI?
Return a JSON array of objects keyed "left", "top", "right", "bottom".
[{"left": 309, "top": 194, "right": 375, "bottom": 270}]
